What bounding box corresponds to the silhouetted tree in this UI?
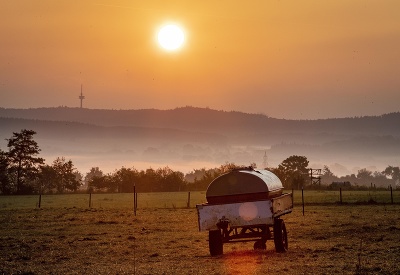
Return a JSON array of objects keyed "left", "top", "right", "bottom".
[
  {"left": 371, "top": 171, "right": 390, "bottom": 188},
  {"left": 38, "top": 164, "right": 57, "bottom": 193},
  {"left": 73, "top": 171, "right": 83, "bottom": 188},
  {"left": 85, "top": 167, "right": 104, "bottom": 187},
  {"left": 276, "top": 155, "right": 309, "bottom": 189},
  {"left": 382, "top": 166, "right": 400, "bottom": 187},
  {"left": 114, "top": 167, "right": 138, "bottom": 192},
  {"left": 156, "top": 166, "right": 185, "bottom": 191},
  {"left": 187, "top": 168, "right": 218, "bottom": 190},
  {"left": 88, "top": 175, "right": 112, "bottom": 192},
  {"left": 52, "top": 157, "right": 81, "bottom": 192},
  {"left": 6, "top": 129, "right": 44, "bottom": 194},
  {"left": 0, "top": 149, "right": 11, "bottom": 194},
  {"left": 218, "top": 162, "right": 242, "bottom": 174},
  {"left": 185, "top": 168, "right": 207, "bottom": 183},
  {"left": 139, "top": 168, "right": 160, "bottom": 192},
  {"left": 356, "top": 168, "right": 374, "bottom": 187},
  {"left": 321, "top": 165, "right": 338, "bottom": 185},
  {"left": 186, "top": 163, "right": 255, "bottom": 191}
]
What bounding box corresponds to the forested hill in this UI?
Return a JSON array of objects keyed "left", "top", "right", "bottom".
[
  {"left": 1, "top": 107, "right": 399, "bottom": 138},
  {"left": 0, "top": 117, "right": 227, "bottom": 146},
  {"left": 1, "top": 106, "right": 399, "bottom": 175}
]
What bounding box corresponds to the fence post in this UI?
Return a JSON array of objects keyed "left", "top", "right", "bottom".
[
  {"left": 133, "top": 185, "right": 136, "bottom": 216},
  {"left": 301, "top": 187, "right": 305, "bottom": 216},
  {"left": 89, "top": 193, "right": 92, "bottom": 208},
  {"left": 390, "top": 185, "right": 393, "bottom": 204},
  {"left": 339, "top": 188, "right": 342, "bottom": 204},
  {"left": 38, "top": 193, "right": 42, "bottom": 209},
  {"left": 291, "top": 188, "right": 294, "bottom": 207},
  {"left": 187, "top": 191, "right": 191, "bottom": 208},
  {"left": 135, "top": 193, "right": 138, "bottom": 211}
]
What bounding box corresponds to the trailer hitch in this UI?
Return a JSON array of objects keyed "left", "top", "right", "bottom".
[
  {"left": 217, "top": 216, "right": 230, "bottom": 230},
  {"left": 216, "top": 216, "right": 231, "bottom": 240},
  {"left": 216, "top": 216, "right": 230, "bottom": 230}
]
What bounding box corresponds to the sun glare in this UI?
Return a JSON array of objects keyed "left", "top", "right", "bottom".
[{"left": 157, "top": 24, "right": 185, "bottom": 51}]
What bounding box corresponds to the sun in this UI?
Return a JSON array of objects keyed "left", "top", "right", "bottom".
[{"left": 157, "top": 24, "right": 185, "bottom": 51}]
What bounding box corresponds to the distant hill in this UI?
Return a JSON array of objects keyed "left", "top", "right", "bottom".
[
  {"left": 1, "top": 106, "right": 400, "bottom": 141},
  {"left": 0, "top": 107, "right": 399, "bottom": 175}
]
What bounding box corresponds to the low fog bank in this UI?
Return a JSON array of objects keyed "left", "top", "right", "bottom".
[
  {"left": 1, "top": 107, "right": 399, "bottom": 179},
  {"left": 37, "top": 140, "right": 395, "bottom": 178}
]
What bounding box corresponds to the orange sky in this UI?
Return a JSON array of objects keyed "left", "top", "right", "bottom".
[{"left": 1, "top": 0, "right": 400, "bottom": 119}]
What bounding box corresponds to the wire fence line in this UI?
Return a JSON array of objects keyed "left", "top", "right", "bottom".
[{"left": 0, "top": 189, "right": 399, "bottom": 210}]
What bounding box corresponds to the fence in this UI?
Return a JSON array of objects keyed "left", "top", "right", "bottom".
[
  {"left": 0, "top": 189, "right": 399, "bottom": 210},
  {"left": 292, "top": 188, "right": 399, "bottom": 205}
]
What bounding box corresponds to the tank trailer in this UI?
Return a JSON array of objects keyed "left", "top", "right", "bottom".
[{"left": 196, "top": 167, "right": 293, "bottom": 256}]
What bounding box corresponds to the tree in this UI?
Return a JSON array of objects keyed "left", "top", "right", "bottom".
[
  {"left": 88, "top": 175, "right": 111, "bottom": 192},
  {"left": 85, "top": 167, "right": 104, "bottom": 192},
  {"left": 7, "top": 129, "right": 44, "bottom": 194},
  {"left": 321, "top": 165, "right": 338, "bottom": 185},
  {"left": 0, "top": 149, "right": 11, "bottom": 194},
  {"left": 185, "top": 168, "right": 207, "bottom": 183},
  {"left": 187, "top": 168, "right": 218, "bottom": 191},
  {"left": 73, "top": 171, "right": 83, "bottom": 188},
  {"left": 156, "top": 166, "right": 185, "bottom": 191},
  {"left": 372, "top": 171, "right": 391, "bottom": 188},
  {"left": 218, "top": 162, "right": 242, "bottom": 174},
  {"left": 38, "top": 164, "right": 57, "bottom": 193},
  {"left": 276, "top": 155, "right": 309, "bottom": 189},
  {"left": 85, "top": 167, "right": 103, "bottom": 186},
  {"left": 139, "top": 168, "right": 160, "bottom": 192},
  {"left": 356, "top": 168, "right": 373, "bottom": 186},
  {"left": 322, "top": 165, "right": 335, "bottom": 177},
  {"left": 52, "top": 157, "right": 81, "bottom": 192},
  {"left": 382, "top": 166, "right": 400, "bottom": 187},
  {"left": 113, "top": 167, "right": 138, "bottom": 192}
]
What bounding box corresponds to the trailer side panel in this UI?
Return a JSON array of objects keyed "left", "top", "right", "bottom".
[
  {"left": 272, "top": 193, "right": 293, "bottom": 218},
  {"left": 196, "top": 200, "right": 273, "bottom": 231}
]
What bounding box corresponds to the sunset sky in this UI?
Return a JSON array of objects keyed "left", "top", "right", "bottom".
[{"left": 1, "top": 1, "right": 400, "bottom": 119}]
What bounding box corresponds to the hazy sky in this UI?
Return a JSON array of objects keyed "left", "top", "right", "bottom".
[{"left": 1, "top": 1, "right": 400, "bottom": 119}]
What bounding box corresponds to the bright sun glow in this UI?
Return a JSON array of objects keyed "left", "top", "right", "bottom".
[{"left": 157, "top": 24, "right": 185, "bottom": 51}]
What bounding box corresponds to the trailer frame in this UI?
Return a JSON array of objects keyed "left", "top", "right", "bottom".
[{"left": 197, "top": 193, "right": 292, "bottom": 256}]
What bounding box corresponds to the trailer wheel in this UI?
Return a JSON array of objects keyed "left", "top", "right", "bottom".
[
  {"left": 273, "top": 219, "right": 288, "bottom": 253},
  {"left": 254, "top": 240, "right": 266, "bottom": 250},
  {"left": 209, "top": 230, "right": 223, "bottom": 256}
]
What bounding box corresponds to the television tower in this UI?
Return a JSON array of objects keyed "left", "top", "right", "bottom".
[
  {"left": 79, "top": 84, "right": 85, "bottom": 108},
  {"left": 262, "top": 150, "right": 268, "bottom": 169}
]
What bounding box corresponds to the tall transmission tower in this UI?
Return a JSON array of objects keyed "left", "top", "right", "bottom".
[
  {"left": 79, "top": 84, "right": 85, "bottom": 108},
  {"left": 262, "top": 150, "right": 268, "bottom": 169}
]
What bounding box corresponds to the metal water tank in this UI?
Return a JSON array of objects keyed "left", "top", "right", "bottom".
[{"left": 206, "top": 168, "right": 283, "bottom": 204}]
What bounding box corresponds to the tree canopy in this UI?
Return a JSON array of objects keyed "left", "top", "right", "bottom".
[
  {"left": 6, "top": 129, "right": 44, "bottom": 194},
  {"left": 271, "top": 155, "right": 309, "bottom": 189}
]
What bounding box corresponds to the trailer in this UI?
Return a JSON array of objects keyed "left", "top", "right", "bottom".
[{"left": 196, "top": 167, "right": 293, "bottom": 256}]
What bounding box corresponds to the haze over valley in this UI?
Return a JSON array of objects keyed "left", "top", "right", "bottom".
[{"left": 1, "top": 107, "right": 399, "bottom": 177}]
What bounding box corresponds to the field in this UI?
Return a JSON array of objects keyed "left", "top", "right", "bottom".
[{"left": 1, "top": 192, "right": 400, "bottom": 274}]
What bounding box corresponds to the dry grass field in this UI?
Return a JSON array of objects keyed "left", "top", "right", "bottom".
[{"left": 1, "top": 194, "right": 400, "bottom": 274}]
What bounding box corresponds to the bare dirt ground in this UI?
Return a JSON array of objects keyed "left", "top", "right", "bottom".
[{"left": 1, "top": 204, "right": 399, "bottom": 274}]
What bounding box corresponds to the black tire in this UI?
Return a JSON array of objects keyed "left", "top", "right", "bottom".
[
  {"left": 254, "top": 240, "right": 266, "bottom": 250},
  {"left": 209, "top": 230, "right": 223, "bottom": 256},
  {"left": 273, "top": 219, "right": 288, "bottom": 253}
]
